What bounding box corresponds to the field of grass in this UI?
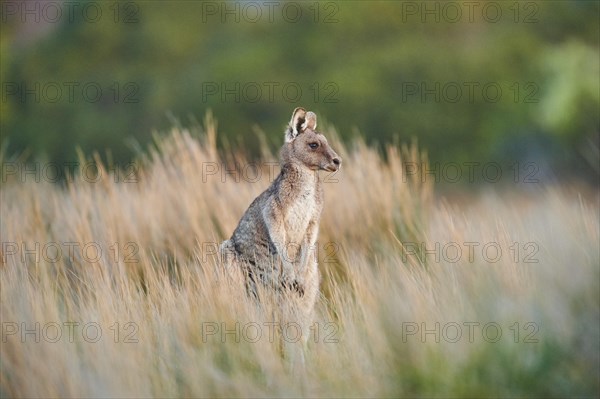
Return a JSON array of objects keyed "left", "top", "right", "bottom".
[{"left": 1, "top": 116, "right": 598, "bottom": 398}]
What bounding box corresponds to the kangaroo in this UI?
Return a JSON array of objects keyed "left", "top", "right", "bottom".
[{"left": 220, "top": 107, "right": 341, "bottom": 354}]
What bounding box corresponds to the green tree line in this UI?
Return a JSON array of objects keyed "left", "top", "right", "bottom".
[{"left": 1, "top": 1, "right": 598, "bottom": 179}]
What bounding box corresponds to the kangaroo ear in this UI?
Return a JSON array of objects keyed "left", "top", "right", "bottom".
[
  {"left": 301, "top": 111, "right": 317, "bottom": 131},
  {"left": 286, "top": 107, "right": 306, "bottom": 142}
]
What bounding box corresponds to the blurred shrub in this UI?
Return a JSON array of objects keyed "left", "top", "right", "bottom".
[{"left": 1, "top": 1, "right": 598, "bottom": 180}]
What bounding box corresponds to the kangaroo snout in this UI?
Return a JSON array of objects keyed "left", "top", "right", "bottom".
[{"left": 324, "top": 154, "right": 341, "bottom": 172}]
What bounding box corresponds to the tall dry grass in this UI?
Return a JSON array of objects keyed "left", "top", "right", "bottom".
[{"left": 1, "top": 114, "right": 598, "bottom": 398}]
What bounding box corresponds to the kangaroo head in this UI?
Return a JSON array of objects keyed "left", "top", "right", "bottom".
[{"left": 283, "top": 107, "right": 341, "bottom": 172}]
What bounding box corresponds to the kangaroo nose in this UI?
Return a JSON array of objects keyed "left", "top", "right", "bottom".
[{"left": 333, "top": 157, "right": 341, "bottom": 166}]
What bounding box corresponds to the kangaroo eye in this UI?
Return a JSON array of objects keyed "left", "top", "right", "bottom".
[{"left": 308, "top": 143, "right": 319, "bottom": 149}]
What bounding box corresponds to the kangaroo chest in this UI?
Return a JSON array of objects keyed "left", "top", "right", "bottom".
[{"left": 284, "top": 187, "right": 318, "bottom": 244}]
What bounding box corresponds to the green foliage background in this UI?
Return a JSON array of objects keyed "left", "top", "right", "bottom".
[{"left": 1, "top": 1, "right": 598, "bottom": 178}]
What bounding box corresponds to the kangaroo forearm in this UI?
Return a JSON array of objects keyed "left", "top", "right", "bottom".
[{"left": 262, "top": 204, "right": 295, "bottom": 281}]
